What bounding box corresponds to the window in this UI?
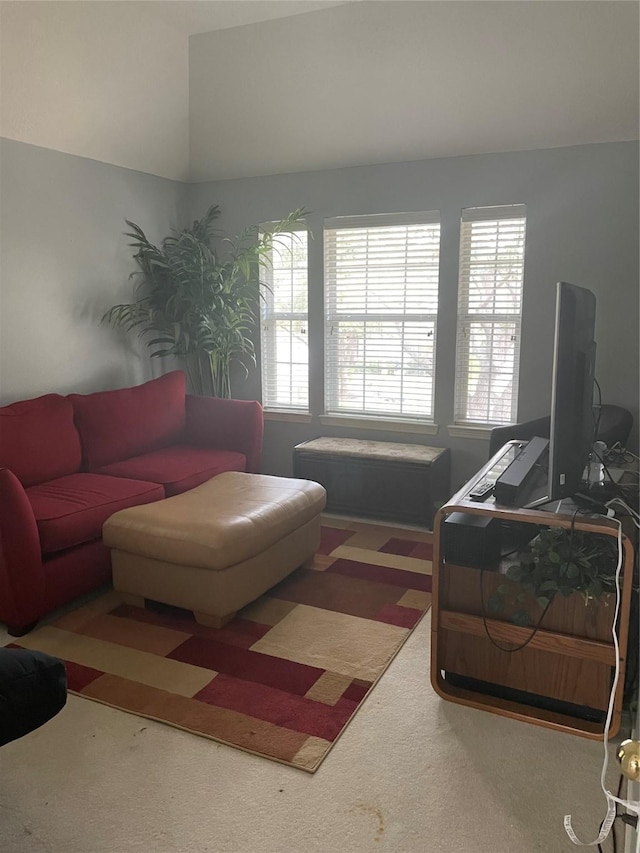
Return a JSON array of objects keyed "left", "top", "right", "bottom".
[
  {"left": 454, "top": 205, "right": 527, "bottom": 426},
  {"left": 324, "top": 212, "right": 441, "bottom": 421},
  {"left": 260, "top": 227, "right": 309, "bottom": 411}
]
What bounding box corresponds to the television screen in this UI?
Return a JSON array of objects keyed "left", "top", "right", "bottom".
[{"left": 547, "top": 281, "right": 597, "bottom": 501}]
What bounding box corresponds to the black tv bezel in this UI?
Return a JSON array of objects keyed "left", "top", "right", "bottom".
[{"left": 547, "top": 281, "right": 597, "bottom": 502}]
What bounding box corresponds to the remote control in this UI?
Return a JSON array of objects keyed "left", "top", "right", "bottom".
[{"left": 469, "top": 480, "right": 495, "bottom": 501}]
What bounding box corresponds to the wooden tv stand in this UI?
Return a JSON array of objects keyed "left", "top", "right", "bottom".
[{"left": 430, "top": 443, "right": 635, "bottom": 739}]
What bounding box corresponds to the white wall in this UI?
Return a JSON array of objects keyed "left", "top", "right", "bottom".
[{"left": 0, "top": 1, "right": 189, "bottom": 181}]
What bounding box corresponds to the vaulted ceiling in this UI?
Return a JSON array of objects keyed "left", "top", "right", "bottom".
[
  {"left": 177, "top": 0, "right": 640, "bottom": 181},
  {"left": 132, "top": 0, "right": 350, "bottom": 35},
  {"left": 2, "top": 1, "right": 638, "bottom": 182}
]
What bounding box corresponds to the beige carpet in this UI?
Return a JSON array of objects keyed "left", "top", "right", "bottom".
[{"left": 0, "top": 516, "right": 623, "bottom": 852}]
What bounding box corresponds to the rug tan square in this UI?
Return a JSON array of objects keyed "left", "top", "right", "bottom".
[{"left": 12, "top": 518, "right": 432, "bottom": 772}]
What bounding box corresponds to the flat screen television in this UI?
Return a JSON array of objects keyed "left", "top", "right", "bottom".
[{"left": 546, "top": 281, "right": 597, "bottom": 501}]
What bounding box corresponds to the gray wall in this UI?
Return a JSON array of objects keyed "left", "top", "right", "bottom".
[
  {"left": 1, "top": 139, "right": 636, "bottom": 491},
  {"left": 0, "top": 138, "right": 186, "bottom": 403},
  {"left": 188, "top": 142, "right": 640, "bottom": 487}
]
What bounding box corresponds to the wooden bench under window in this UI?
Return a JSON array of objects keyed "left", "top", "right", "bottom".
[{"left": 293, "top": 437, "right": 451, "bottom": 528}]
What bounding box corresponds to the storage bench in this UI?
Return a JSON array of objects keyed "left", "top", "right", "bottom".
[{"left": 293, "top": 437, "right": 450, "bottom": 528}]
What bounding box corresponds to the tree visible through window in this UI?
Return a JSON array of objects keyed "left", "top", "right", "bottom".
[
  {"left": 324, "top": 213, "right": 441, "bottom": 420},
  {"left": 260, "top": 228, "right": 309, "bottom": 410},
  {"left": 454, "top": 205, "right": 527, "bottom": 425}
]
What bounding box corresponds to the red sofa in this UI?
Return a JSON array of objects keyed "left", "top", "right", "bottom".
[{"left": 0, "top": 371, "right": 263, "bottom": 636}]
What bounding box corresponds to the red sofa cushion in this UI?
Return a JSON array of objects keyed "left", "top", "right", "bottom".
[
  {"left": 42, "top": 539, "right": 112, "bottom": 615},
  {"left": 0, "top": 395, "right": 81, "bottom": 487},
  {"left": 69, "top": 371, "right": 187, "bottom": 469},
  {"left": 94, "top": 445, "right": 246, "bottom": 496},
  {"left": 0, "top": 468, "right": 44, "bottom": 630},
  {"left": 27, "top": 473, "right": 165, "bottom": 554}
]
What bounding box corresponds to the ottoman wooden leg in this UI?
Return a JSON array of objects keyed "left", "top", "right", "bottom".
[
  {"left": 194, "top": 611, "right": 236, "bottom": 629},
  {"left": 119, "top": 592, "right": 146, "bottom": 608}
]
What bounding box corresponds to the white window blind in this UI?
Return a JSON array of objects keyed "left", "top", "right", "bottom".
[
  {"left": 324, "top": 212, "right": 441, "bottom": 420},
  {"left": 260, "top": 228, "right": 309, "bottom": 411},
  {"left": 454, "top": 205, "right": 527, "bottom": 426}
]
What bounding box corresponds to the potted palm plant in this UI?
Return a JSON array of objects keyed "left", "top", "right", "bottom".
[{"left": 103, "top": 204, "right": 306, "bottom": 397}]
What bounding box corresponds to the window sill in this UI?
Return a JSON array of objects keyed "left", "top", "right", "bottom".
[
  {"left": 264, "top": 410, "right": 313, "bottom": 424},
  {"left": 319, "top": 415, "right": 438, "bottom": 436},
  {"left": 447, "top": 424, "right": 493, "bottom": 439}
]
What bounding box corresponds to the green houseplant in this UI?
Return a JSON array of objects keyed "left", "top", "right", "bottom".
[
  {"left": 488, "top": 525, "right": 619, "bottom": 627},
  {"left": 103, "top": 205, "right": 306, "bottom": 397}
]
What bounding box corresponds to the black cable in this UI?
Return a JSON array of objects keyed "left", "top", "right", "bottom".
[
  {"left": 584, "top": 381, "right": 623, "bottom": 498},
  {"left": 594, "top": 377, "right": 603, "bottom": 442},
  {"left": 570, "top": 504, "right": 579, "bottom": 535},
  {"left": 479, "top": 565, "right": 552, "bottom": 653},
  {"left": 605, "top": 442, "right": 634, "bottom": 467},
  {"left": 592, "top": 446, "right": 625, "bottom": 498},
  {"left": 479, "top": 510, "right": 580, "bottom": 653}
]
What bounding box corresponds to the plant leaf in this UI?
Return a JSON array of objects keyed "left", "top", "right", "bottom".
[
  {"left": 512, "top": 610, "right": 531, "bottom": 628},
  {"left": 487, "top": 593, "right": 503, "bottom": 613}
]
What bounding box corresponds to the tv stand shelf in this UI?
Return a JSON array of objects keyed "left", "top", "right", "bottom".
[{"left": 430, "top": 444, "right": 635, "bottom": 739}]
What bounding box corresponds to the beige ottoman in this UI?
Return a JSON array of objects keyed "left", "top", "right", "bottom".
[{"left": 102, "top": 472, "right": 326, "bottom": 628}]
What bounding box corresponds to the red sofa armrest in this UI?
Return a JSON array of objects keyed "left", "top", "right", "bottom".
[
  {"left": 185, "top": 396, "right": 264, "bottom": 474},
  {"left": 0, "top": 468, "right": 45, "bottom": 633}
]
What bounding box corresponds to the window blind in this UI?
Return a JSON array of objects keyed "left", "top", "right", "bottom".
[
  {"left": 324, "top": 212, "right": 440, "bottom": 420},
  {"left": 260, "top": 228, "right": 309, "bottom": 411},
  {"left": 454, "top": 205, "right": 526, "bottom": 425}
]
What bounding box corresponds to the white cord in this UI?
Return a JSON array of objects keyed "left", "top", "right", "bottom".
[
  {"left": 607, "top": 498, "right": 640, "bottom": 527},
  {"left": 564, "top": 518, "right": 640, "bottom": 845},
  {"left": 611, "top": 501, "right": 640, "bottom": 852}
]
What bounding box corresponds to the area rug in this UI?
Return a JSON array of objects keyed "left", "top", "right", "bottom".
[{"left": 12, "top": 518, "right": 432, "bottom": 772}]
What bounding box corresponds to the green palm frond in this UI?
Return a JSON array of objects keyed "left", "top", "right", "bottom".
[{"left": 103, "top": 205, "right": 309, "bottom": 396}]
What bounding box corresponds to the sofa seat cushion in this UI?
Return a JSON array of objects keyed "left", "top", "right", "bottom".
[
  {"left": 94, "top": 446, "right": 247, "bottom": 497},
  {"left": 27, "top": 474, "right": 165, "bottom": 555}
]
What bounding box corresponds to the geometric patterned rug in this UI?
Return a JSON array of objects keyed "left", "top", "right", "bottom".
[{"left": 11, "top": 517, "right": 432, "bottom": 772}]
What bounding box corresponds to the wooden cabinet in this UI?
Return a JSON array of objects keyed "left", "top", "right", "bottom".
[{"left": 430, "top": 446, "right": 635, "bottom": 739}]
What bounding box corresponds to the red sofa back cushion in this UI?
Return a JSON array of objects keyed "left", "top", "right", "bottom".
[
  {"left": 0, "top": 394, "right": 82, "bottom": 486},
  {"left": 69, "top": 371, "right": 187, "bottom": 469}
]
